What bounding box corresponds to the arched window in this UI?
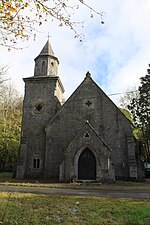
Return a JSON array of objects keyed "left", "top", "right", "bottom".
[
  {"left": 42, "top": 61, "right": 46, "bottom": 73},
  {"left": 33, "top": 159, "right": 36, "bottom": 168},
  {"left": 37, "top": 159, "right": 40, "bottom": 168},
  {"left": 33, "top": 158, "right": 40, "bottom": 169}
]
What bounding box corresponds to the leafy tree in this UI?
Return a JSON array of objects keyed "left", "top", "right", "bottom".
[
  {"left": 120, "top": 108, "right": 142, "bottom": 140},
  {"left": 120, "top": 108, "right": 134, "bottom": 123},
  {"left": 119, "top": 90, "right": 141, "bottom": 140},
  {"left": 0, "top": 83, "right": 22, "bottom": 172},
  {"left": 0, "top": 0, "right": 104, "bottom": 49},
  {"left": 128, "top": 70, "right": 150, "bottom": 162}
]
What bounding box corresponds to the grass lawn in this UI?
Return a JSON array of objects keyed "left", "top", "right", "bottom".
[
  {"left": 0, "top": 172, "right": 150, "bottom": 191},
  {"left": 0, "top": 192, "right": 150, "bottom": 225}
]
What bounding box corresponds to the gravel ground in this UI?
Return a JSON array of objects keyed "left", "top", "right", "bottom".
[{"left": 0, "top": 185, "right": 150, "bottom": 199}]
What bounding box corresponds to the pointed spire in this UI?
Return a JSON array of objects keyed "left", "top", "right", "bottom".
[
  {"left": 35, "top": 38, "right": 59, "bottom": 63},
  {"left": 34, "top": 38, "right": 59, "bottom": 77},
  {"left": 39, "top": 38, "right": 55, "bottom": 57}
]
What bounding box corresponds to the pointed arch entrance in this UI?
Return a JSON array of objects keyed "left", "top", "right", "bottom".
[{"left": 78, "top": 148, "right": 96, "bottom": 180}]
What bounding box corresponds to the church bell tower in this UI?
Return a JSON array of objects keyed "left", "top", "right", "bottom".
[
  {"left": 16, "top": 39, "right": 64, "bottom": 179},
  {"left": 34, "top": 39, "right": 59, "bottom": 77}
]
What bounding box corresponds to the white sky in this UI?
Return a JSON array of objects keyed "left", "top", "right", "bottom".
[{"left": 0, "top": 0, "right": 150, "bottom": 104}]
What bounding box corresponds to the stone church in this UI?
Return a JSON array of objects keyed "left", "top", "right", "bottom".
[{"left": 16, "top": 39, "right": 143, "bottom": 182}]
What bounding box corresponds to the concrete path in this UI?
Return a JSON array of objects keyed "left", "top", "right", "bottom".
[{"left": 0, "top": 185, "right": 150, "bottom": 199}]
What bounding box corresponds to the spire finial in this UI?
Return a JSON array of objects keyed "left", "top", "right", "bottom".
[
  {"left": 47, "top": 33, "right": 51, "bottom": 40},
  {"left": 86, "top": 71, "right": 91, "bottom": 77}
]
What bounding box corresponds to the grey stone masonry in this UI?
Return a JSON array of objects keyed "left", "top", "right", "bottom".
[{"left": 16, "top": 40, "right": 144, "bottom": 182}]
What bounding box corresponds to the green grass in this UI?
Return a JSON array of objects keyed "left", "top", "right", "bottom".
[
  {"left": 0, "top": 192, "right": 150, "bottom": 225},
  {"left": 0, "top": 172, "right": 150, "bottom": 191},
  {"left": 0, "top": 172, "right": 13, "bottom": 179}
]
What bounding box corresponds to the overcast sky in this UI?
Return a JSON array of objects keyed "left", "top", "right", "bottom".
[{"left": 0, "top": 0, "right": 150, "bottom": 104}]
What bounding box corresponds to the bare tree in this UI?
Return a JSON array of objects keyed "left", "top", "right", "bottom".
[
  {"left": 0, "top": 65, "right": 9, "bottom": 84},
  {"left": 0, "top": 65, "right": 10, "bottom": 103},
  {"left": 118, "top": 87, "right": 138, "bottom": 110}
]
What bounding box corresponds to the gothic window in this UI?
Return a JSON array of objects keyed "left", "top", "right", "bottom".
[
  {"left": 51, "top": 62, "right": 54, "bottom": 66},
  {"left": 33, "top": 158, "right": 40, "bottom": 169},
  {"left": 37, "top": 159, "right": 40, "bottom": 168},
  {"left": 33, "top": 159, "right": 36, "bottom": 168},
  {"left": 42, "top": 61, "right": 46, "bottom": 73}
]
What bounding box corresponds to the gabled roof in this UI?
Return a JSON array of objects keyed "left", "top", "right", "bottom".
[
  {"left": 65, "top": 120, "right": 112, "bottom": 154},
  {"left": 70, "top": 120, "right": 111, "bottom": 151},
  {"left": 47, "top": 72, "right": 133, "bottom": 128}
]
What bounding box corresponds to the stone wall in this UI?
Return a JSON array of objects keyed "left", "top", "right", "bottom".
[
  {"left": 16, "top": 76, "right": 63, "bottom": 179},
  {"left": 45, "top": 75, "right": 137, "bottom": 181}
]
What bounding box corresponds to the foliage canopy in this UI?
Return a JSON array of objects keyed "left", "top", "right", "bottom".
[
  {"left": 0, "top": 0, "right": 104, "bottom": 49},
  {"left": 128, "top": 71, "right": 150, "bottom": 161},
  {"left": 0, "top": 69, "right": 22, "bottom": 172}
]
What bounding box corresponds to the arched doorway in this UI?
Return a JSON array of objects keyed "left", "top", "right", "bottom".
[{"left": 78, "top": 148, "right": 96, "bottom": 180}]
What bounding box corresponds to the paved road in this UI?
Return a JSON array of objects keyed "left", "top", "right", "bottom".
[{"left": 0, "top": 185, "right": 150, "bottom": 199}]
